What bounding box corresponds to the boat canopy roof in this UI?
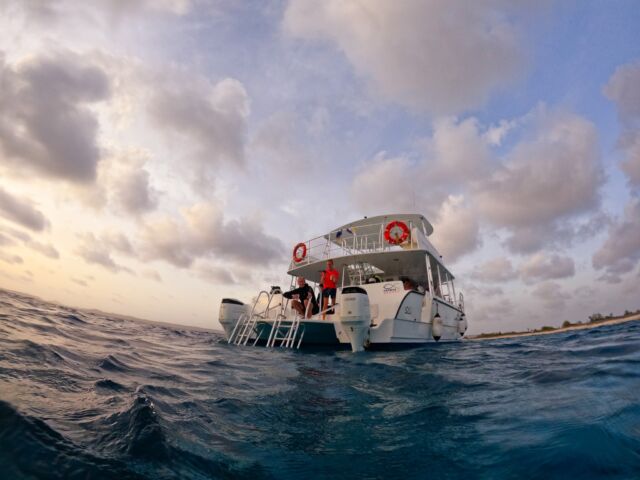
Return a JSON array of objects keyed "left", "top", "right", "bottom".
[{"left": 326, "top": 214, "right": 433, "bottom": 243}]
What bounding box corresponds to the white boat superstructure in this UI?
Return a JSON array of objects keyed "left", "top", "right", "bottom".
[{"left": 219, "top": 214, "right": 468, "bottom": 352}]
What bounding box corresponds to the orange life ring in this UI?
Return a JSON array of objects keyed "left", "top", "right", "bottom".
[
  {"left": 384, "top": 221, "right": 410, "bottom": 245},
  {"left": 292, "top": 242, "right": 307, "bottom": 263}
]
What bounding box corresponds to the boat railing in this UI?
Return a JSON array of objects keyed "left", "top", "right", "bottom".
[{"left": 290, "top": 219, "right": 424, "bottom": 268}]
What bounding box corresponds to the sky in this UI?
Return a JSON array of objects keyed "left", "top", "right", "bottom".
[{"left": 0, "top": 0, "right": 639, "bottom": 334}]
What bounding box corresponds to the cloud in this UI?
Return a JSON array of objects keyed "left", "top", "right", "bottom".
[
  {"left": 251, "top": 111, "right": 318, "bottom": 172},
  {"left": 25, "top": 239, "right": 59, "bottom": 259},
  {"left": 592, "top": 197, "right": 640, "bottom": 281},
  {"left": 472, "top": 298, "right": 515, "bottom": 324},
  {"left": 604, "top": 61, "right": 640, "bottom": 189},
  {"left": 475, "top": 108, "right": 604, "bottom": 252},
  {"left": 519, "top": 252, "right": 575, "bottom": 284},
  {"left": 283, "top": 0, "right": 526, "bottom": 114},
  {"left": 0, "top": 224, "right": 59, "bottom": 259},
  {"left": 97, "top": 150, "right": 159, "bottom": 215},
  {"left": 424, "top": 117, "right": 492, "bottom": 183},
  {"left": 430, "top": 195, "right": 481, "bottom": 262},
  {"left": 0, "top": 251, "right": 23, "bottom": 265},
  {"left": 139, "top": 202, "right": 285, "bottom": 268},
  {"left": 0, "top": 50, "right": 111, "bottom": 182},
  {"left": 0, "top": 187, "right": 49, "bottom": 231},
  {"left": 196, "top": 263, "right": 237, "bottom": 285},
  {"left": 5, "top": 0, "right": 192, "bottom": 25},
  {"left": 471, "top": 257, "right": 517, "bottom": 283},
  {"left": 142, "top": 269, "right": 162, "bottom": 282},
  {"left": 75, "top": 233, "right": 134, "bottom": 274},
  {"left": 603, "top": 61, "right": 640, "bottom": 125},
  {"left": 147, "top": 76, "right": 249, "bottom": 187},
  {"left": 532, "top": 281, "right": 571, "bottom": 309},
  {"left": 351, "top": 153, "right": 418, "bottom": 214},
  {"left": 464, "top": 284, "right": 504, "bottom": 297},
  {"left": 351, "top": 117, "right": 492, "bottom": 219}
]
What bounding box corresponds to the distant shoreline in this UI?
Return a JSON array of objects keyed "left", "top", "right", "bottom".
[{"left": 469, "top": 313, "right": 640, "bottom": 341}]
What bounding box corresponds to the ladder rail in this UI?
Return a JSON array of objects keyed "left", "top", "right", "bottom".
[{"left": 227, "top": 313, "right": 247, "bottom": 344}]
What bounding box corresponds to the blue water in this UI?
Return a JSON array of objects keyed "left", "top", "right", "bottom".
[{"left": 1, "top": 288, "right": 639, "bottom": 479}]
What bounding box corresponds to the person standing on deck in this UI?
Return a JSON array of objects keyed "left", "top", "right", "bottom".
[{"left": 321, "top": 259, "right": 339, "bottom": 320}]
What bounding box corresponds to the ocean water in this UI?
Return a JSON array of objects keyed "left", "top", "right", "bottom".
[{"left": 0, "top": 288, "right": 639, "bottom": 480}]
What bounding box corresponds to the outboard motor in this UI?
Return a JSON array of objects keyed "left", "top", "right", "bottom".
[
  {"left": 458, "top": 314, "right": 468, "bottom": 337},
  {"left": 339, "top": 287, "right": 370, "bottom": 352},
  {"left": 219, "top": 298, "right": 247, "bottom": 340}
]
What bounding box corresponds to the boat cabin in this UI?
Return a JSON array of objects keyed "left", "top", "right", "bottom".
[{"left": 287, "top": 214, "right": 462, "bottom": 310}]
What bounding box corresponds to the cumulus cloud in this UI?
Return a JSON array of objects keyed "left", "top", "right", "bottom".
[
  {"left": 196, "top": 263, "right": 237, "bottom": 285},
  {"left": 96, "top": 150, "right": 159, "bottom": 215},
  {"left": 351, "top": 116, "right": 493, "bottom": 221},
  {"left": 139, "top": 203, "right": 285, "bottom": 269},
  {"left": 420, "top": 117, "right": 492, "bottom": 184},
  {"left": 464, "top": 284, "right": 504, "bottom": 297},
  {"left": 532, "top": 281, "right": 571, "bottom": 309},
  {"left": 351, "top": 153, "right": 419, "bottom": 214},
  {"left": 0, "top": 187, "right": 49, "bottom": 231},
  {"left": 430, "top": 195, "right": 481, "bottom": 262},
  {"left": 283, "top": 0, "right": 526, "bottom": 114},
  {"left": 604, "top": 61, "right": 640, "bottom": 189},
  {"left": 0, "top": 51, "right": 111, "bottom": 182},
  {"left": 251, "top": 111, "right": 319, "bottom": 173},
  {"left": 147, "top": 76, "right": 249, "bottom": 187},
  {"left": 75, "top": 233, "right": 134, "bottom": 274},
  {"left": 592, "top": 197, "right": 640, "bottom": 281},
  {"left": 475, "top": 108, "right": 604, "bottom": 252},
  {"left": 472, "top": 298, "right": 515, "bottom": 324},
  {"left": 519, "top": 252, "right": 575, "bottom": 284},
  {"left": 471, "top": 257, "right": 517, "bottom": 283},
  {"left": 603, "top": 61, "right": 640, "bottom": 125}
]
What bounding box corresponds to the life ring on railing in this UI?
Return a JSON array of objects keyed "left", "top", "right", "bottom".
[
  {"left": 384, "top": 221, "right": 410, "bottom": 245},
  {"left": 292, "top": 242, "right": 307, "bottom": 263}
]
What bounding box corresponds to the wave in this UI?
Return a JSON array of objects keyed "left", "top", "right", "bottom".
[
  {"left": 0, "top": 401, "right": 145, "bottom": 480},
  {"left": 1, "top": 287, "right": 639, "bottom": 479},
  {"left": 97, "top": 354, "right": 132, "bottom": 372}
]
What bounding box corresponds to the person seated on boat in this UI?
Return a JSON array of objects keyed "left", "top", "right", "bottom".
[
  {"left": 401, "top": 276, "right": 416, "bottom": 291},
  {"left": 283, "top": 277, "right": 319, "bottom": 318},
  {"left": 321, "top": 259, "right": 339, "bottom": 319}
]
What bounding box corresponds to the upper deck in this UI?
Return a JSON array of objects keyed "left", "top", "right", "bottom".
[{"left": 287, "top": 214, "right": 444, "bottom": 279}]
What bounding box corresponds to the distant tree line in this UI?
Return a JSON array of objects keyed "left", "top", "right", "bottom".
[
  {"left": 589, "top": 309, "right": 640, "bottom": 323},
  {"left": 474, "top": 308, "right": 639, "bottom": 338}
]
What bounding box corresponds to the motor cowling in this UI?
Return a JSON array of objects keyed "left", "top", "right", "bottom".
[
  {"left": 219, "top": 298, "right": 247, "bottom": 340},
  {"left": 339, "top": 287, "right": 370, "bottom": 352}
]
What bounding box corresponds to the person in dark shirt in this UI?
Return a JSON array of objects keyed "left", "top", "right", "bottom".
[{"left": 283, "top": 277, "right": 319, "bottom": 318}]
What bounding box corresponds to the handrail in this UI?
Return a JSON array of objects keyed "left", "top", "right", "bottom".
[
  {"left": 313, "top": 303, "right": 339, "bottom": 319},
  {"left": 290, "top": 219, "right": 427, "bottom": 268},
  {"left": 250, "top": 291, "right": 270, "bottom": 317}
]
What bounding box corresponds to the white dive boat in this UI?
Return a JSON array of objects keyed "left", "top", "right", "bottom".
[{"left": 220, "top": 214, "right": 468, "bottom": 352}]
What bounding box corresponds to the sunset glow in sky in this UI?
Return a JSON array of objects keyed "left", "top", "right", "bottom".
[{"left": 1, "top": 1, "right": 639, "bottom": 333}]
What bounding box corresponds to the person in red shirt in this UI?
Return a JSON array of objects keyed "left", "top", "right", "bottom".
[{"left": 320, "top": 259, "right": 339, "bottom": 320}]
